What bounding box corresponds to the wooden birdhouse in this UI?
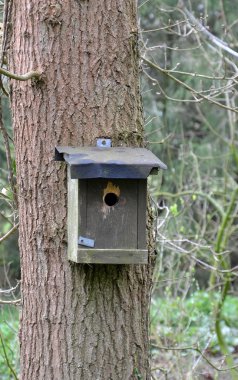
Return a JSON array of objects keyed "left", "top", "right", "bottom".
[{"left": 55, "top": 142, "right": 166, "bottom": 264}]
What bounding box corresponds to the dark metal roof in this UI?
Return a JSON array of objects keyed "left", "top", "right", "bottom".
[{"left": 55, "top": 146, "right": 167, "bottom": 179}]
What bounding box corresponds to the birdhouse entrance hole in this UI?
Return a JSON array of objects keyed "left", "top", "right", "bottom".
[
  {"left": 104, "top": 192, "right": 119, "bottom": 207},
  {"left": 103, "top": 181, "right": 120, "bottom": 207}
]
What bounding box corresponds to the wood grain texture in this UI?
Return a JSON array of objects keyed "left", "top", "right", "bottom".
[
  {"left": 77, "top": 249, "right": 148, "bottom": 264},
  {"left": 8, "top": 1, "right": 154, "bottom": 379},
  {"left": 137, "top": 180, "right": 147, "bottom": 249},
  {"left": 67, "top": 166, "right": 78, "bottom": 262},
  {"left": 79, "top": 179, "right": 138, "bottom": 249}
]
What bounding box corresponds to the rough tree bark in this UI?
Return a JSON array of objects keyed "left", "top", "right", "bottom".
[{"left": 8, "top": 1, "right": 154, "bottom": 379}]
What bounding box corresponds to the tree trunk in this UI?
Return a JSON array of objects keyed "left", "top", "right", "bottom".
[{"left": 8, "top": 1, "right": 153, "bottom": 379}]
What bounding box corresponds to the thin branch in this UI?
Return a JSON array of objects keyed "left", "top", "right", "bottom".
[
  {"left": 0, "top": 223, "right": 19, "bottom": 244},
  {"left": 0, "top": 283, "right": 20, "bottom": 294},
  {"left": 147, "top": 43, "right": 202, "bottom": 52},
  {"left": 142, "top": 57, "right": 238, "bottom": 113},
  {"left": 0, "top": 75, "right": 9, "bottom": 96},
  {"left": 0, "top": 211, "right": 13, "bottom": 225},
  {"left": 181, "top": 5, "right": 238, "bottom": 59},
  {"left": 146, "top": 134, "right": 172, "bottom": 144},
  {"left": 0, "top": 330, "right": 19, "bottom": 380},
  {"left": 151, "top": 365, "right": 168, "bottom": 375},
  {"left": 0, "top": 299, "right": 21, "bottom": 305},
  {"left": 156, "top": 231, "right": 238, "bottom": 276},
  {"left": 143, "top": 69, "right": 202, "bottom": 104},
  {"left": 215, "top": 188, "right": 238, "bottom": 258},
  {"left": 154, "top": 344, "right": 238, "bottom": 372},
  {"left": 0, "top": 67, "right": 41, "bottom": 81},
  {"left": 155, "top": 68, "right": 236, "bottom": 81},
  {"left": 195, "top": 105, "right": 229, "bottom": 145},
  {"left": 142, "top": 20, "right": 187, "bottom": 34},
  {"left": 138, "top": 0, "right": 151, "bottom": 8},
  {"left": 156, "top": 190, "right": 225, "bottom": 218},
  {"left": 189, "top": 254, "right": 238, "bottom": 276}
]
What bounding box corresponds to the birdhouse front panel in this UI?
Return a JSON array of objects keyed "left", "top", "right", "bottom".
[{"left": 78, "top": 179, "right": 146, "bottom": 250}]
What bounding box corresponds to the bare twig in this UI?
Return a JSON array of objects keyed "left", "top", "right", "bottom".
[
  {"left": 181, "top": 5, "right": 238, "bottom": 59},
  {"left": 0, "top": 282, "right": 20, "bottom": 294},
  {"left": 156, "top": 190, "right": 225, "bottom": 218},
  {"left": 0, "top": 223, "right": 19, "bottom": 243},
  {"left": 154, "top": 344, "right": 238, "bottom": 372},
  {"left": 142, "top": 20, "right": 187, "bottom": 34},
  {"left": 0, "top": 299, "right": 21, "bottom": 305},
  {"left": 0, "top": 67, "right": 41, "bottom": 81},
  {"left": 146, "top": 133, "right": 172, "bottom": 145},
  {"left": 0, "top": 329, "right": 19, "bottom": 380},
  {"left": 142, "top": 57, "right": 238, "bottom": 113},
  {"left": 0, "top": 283, "right": 21, "bottom": 305}
]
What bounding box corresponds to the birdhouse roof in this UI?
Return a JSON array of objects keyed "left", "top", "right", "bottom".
[{"left": 55, "top": 146, "right": 167, "bottom": 179}]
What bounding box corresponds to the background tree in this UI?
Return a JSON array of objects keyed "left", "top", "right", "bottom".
[{"left": 4, "top": 1, "right": 154, "bottom": 379}]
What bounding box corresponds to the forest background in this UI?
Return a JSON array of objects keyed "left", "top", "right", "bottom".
[{"left": 1, "top": 0, "right": 238, "bottom": 379}]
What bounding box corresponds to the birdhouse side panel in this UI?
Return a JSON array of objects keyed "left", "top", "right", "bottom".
[
  {"left": 137, "top": 180, "right": 147, "bottom": 250},
  {"left": 67, "top": 168, "right": 79, "bottom": 262}
]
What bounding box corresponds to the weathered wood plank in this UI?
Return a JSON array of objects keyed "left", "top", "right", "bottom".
[
  {"left": 67, "top": 167, "right": 78, "bottom": 262},
  {"left": 76, "top": 249, "right": 148, "bottom": 264},
  {"left": 137, "top": 180, "right": 147, "bottom": 249},
  {"left": 78, "top": 179, "right": 87, "bottom": 236}
]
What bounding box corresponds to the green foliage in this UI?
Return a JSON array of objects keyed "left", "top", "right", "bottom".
[
  {"left": 0, "top": 306, "right": 19, "bottom": 380},
  {"left": 151, "top": 291, "right": 238, "bottom": 353}
]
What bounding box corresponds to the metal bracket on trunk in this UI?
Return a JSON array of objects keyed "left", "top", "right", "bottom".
[{"left": 96, "top": 138, "right": 112, "bottom": 148}]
